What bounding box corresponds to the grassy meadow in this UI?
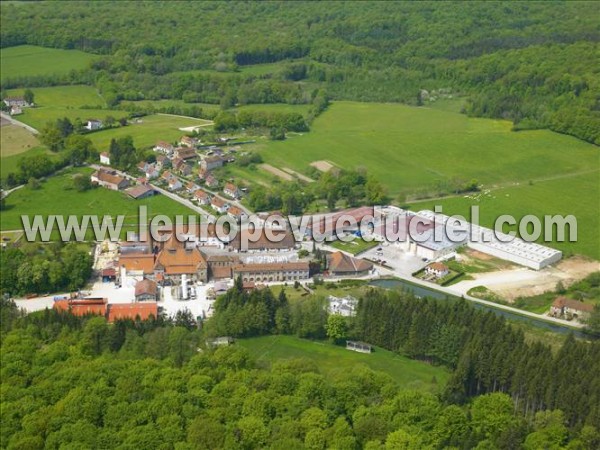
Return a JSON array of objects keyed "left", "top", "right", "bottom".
[
  {"left": 0, "top": 124, "right": 41, "bottom": 157},
  {"left": 238, "top": 335, "right": 449, "bottom": 391},
  {"left": 85, "top": 114, "right": 212, "bottom": 151},
  {"left": 411, "top": 171, "right": 600, "bottom": 260},
  {"left": 253, "top": 101, "right": 598, "bottom": 196},
  {"left": 0, "top": 45, "right": 96, "bottom": 81},
  {"left": 0, "top": 167, "right": 199, "bottom": 235},
  {"left": 0, "top": 146, "right": 57, "bottom": 179}
]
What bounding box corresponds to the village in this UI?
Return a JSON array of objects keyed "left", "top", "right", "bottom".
[{"left": 8, "top": 129, "right": 594, "bottom": 327}]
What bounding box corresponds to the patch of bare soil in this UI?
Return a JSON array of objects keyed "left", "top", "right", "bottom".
[{"left": 310, "top": 160, "right": 335, "bottom": 172}]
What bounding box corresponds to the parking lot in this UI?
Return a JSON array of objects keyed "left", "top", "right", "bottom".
[{"left": 360, "top": 242, "right": 428, "bottom": 278}]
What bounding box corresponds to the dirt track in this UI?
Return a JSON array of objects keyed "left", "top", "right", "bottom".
[{"left": 259, "top": 164, "right": 294, "bottom": 181}]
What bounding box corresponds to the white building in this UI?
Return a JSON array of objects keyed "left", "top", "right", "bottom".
[
  {"left": 100, "top": 152, "right": 111, "bottom": 165},
  {"left": 328, "top": 295, "right": 358, "bottom": 317},
  {"left": 418, "top": 210, "right": 562, "bottom": 270},
  {"left": 85, "top": 119, "right": 103, "bottom": 131}
]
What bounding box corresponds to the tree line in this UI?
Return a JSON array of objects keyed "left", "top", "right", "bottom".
[
  {"left": 0, "top": 243, "right": 93, "bottom": 296},
  {"left": 1, "top": 2, "right": 598, "bottom": 143},
  {"left": 2, "top": 290, "right": 599, "bottom": 449}
]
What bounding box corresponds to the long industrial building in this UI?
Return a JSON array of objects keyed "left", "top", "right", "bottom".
[{"left": 417, "top": 210, "right": 562, "bottom": 270}]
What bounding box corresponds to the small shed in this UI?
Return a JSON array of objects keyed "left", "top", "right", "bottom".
[
  {"left": 207, "top": 336, "right": 234, "bottom": 348},
  {"left": 346, "top": 340, "right": 372, "bottom": 354}
]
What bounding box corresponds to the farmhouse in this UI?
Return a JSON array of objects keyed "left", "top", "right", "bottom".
[
  {"left": 228, "top": 205, "right": 247, "bottom": 221},
  {"left": 211, "top": 196, "right": 229, "bottom": 214},
  {"left": 205, "top": 173, "right": 219, "bottom": 188},
  {"left": 154, "top": 141, "right": 174, "bottom": 154},
  {"left": 233, "top": 261, "right": 310, "bottom": 282},
  {"left": 180, "top": 136, "right": 198, "bottom": 147},
  {"left": 3, "top": 96, "right": 30, "bottom": 107},
  {"left": 91, "top": 168, "right": 129, "bottom": 191},
  {"left": 178, "top": 163, "right": 193, "bottom": 177},
  {"left": 99, "top": 152, "right": 111, "bottom": 165},
  {"left": 425, "top": 262, "right": 449, "bottom": 278},
  {"left": 186, "top": 181, "right": 200, "bottom": 193},
  {"left": 155, "top": 154, "right": 170, "bottom": 170},
  {"left": 175, "top": 147, "right": 197, "bottom": 160},
  {"left": 134, "top": 279, "right": 158, "bottom": 302},
  {"left": 223, "top": 182, "right": 240, "bottom": 199},
  {"left": 550, "top": 297, "right": 594, "bottom": 320},
  {"left": 168, "top": 177, "right": 183, "bottom": 191},
  {"left": 125, "top": 184, "right": 155, "bottom": 200},
  {"left": 201, "top": 155, "right": 224, "bottom": 171},
  {"left": 85, "top": 119, "right": 103, "bottom": 131},
  {"left": 194, "top": 189, "right": 211, "bottom": 205},
  {"left": 327, "top": 251, "right": 373, "bottom": 277},
  {"left": 172, "top": 157, "right": 184, "bottom": 171}
]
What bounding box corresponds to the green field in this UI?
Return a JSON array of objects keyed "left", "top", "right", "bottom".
[
  {"left": 253, "top": 101, "right": 598, "bottom": 196},
  {"left": 0, "top": 124, "right": 40, "bottom": 157},
  {"left": 237, "top": 103, "right": 311, "bottom": 116},
  {"left": 86, "top": 114, "right": 212, "bottom": 151},
  {"left": 411, "top": 171, "right": 600, "bottom": 259},
  {"left": 238, "top": 335, "right": 449, "bottom": 391},
  {"left": 6, "top": 85, "right": 106, "bottom": 108},
  {"left": 0, "top": 45, "right": 96, "bottom": 81},
  {"left": 120, "top": 99, "right": 221, "bottom": 115},
  {"left": 0, "top": 146, "right": 57, "bottom": 179},
  {"left": 329, "top": 237, "right": 378, "bottom": 255},
  {"left": 0, "top": 167, "right": 198, "bottom": 234}
]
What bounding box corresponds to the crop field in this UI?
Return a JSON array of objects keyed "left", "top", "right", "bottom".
[
  {"left": 0, "top": 167, "right": 198, "bottom": 236},
  {"left": 0, "top": 123, "right": 40, "bottom": 157},
  {"left": 254, "top": 101, "right": 598, "bottom": 196},
  {"left": 411, "top": 171, "right": 600, "bottom": 260},
  {"left": 238, "top": 335, "right": 449, "bottom": 391},
  {"left": 0, "top": 45, "right": 96, "bottom": 81}
]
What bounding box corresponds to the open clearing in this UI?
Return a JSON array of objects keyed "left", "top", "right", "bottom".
[
  {"left": 238, "top": 335, "right": 449, "bottom": 391},
  {"left": 87, "top": 115, "right": 211, "bottom": 150},
  {"left": 413, "top": 171, "right": 600, "bottom": 260},
  {"left": 310, "top": 160, "right": 335, "bottom": 172},
  {"left": 0, "top": 45, "right": 96, "bottom": 81},
  {"left": 0, "top": 123, "right": 40, "bottom": 157},
  {"left": 255, "top": 101, "right": 598, "bottom": 196},
  {"left": 452, "top": 256, "right": 600, "bottom": 301}
]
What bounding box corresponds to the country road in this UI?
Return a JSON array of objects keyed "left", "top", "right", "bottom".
[{"left": 0, "top": 111, "right": 39, "bottom": 134}]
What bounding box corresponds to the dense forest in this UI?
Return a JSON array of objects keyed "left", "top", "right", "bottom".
[
  {"left": 2, "top": 289, "right": 600, "bottom": 450},
  {"left": 209, "top": 283, "right": 600, "bottom": 432},
  {"left": 1, "top": 2, "right": 599, "bottom": 143}
]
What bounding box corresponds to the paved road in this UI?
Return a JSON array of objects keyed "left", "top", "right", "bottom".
[
  {"left": 390, "top": 269, "right": 584, "bottom": 329},
  {"left": 150, "top": 183, "right": 216, "bottom": 221},
  {"left": 0, "top": 111, "right": 39, "bottom": 134}
]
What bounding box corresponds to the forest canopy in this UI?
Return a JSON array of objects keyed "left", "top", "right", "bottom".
[{"left": 1, "top": 1, "right": 599, "bottom": 143}]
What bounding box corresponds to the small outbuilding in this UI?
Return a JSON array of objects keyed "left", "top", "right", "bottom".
[{"left": 346, "top": 340, "right": 372, "bottom": 354}]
